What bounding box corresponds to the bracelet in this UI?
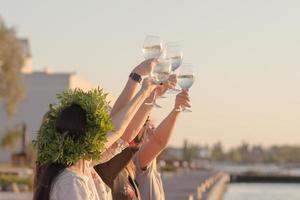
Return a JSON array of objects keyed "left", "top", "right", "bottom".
[
  {"left": 129, "top": 72, "right": 142, "bottom": 83},
  {"left": 116, "top": 138, "right": 129, "bottom": 149}
]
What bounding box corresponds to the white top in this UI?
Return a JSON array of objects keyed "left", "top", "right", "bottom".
[
  {"left": 134, "top": 154, "right": 165, "bottom": 200},
  {"left": 50, "top": 138, "right": 128, "bottom": 200},
  {"left": 50, "top": 166, "right": 112, "bottom": 200},
  {"left": 133, "top": 127, "right": 165, "bottom": 200}
]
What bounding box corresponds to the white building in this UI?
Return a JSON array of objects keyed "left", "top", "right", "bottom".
[{"left": 0, "top": 39, "right": 113, "bottom": 163}]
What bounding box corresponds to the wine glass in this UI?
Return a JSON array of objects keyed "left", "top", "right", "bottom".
[
  {"left": 176, "top": 63, "right": 195, "bottom": 112},
  {"left": 164, "top": 42, "right": 183, "bottom": 93},
  {"left": 142, "top": 35, "right": 162, "bottom": 60},
  {"left": 164, "top": 42, "right": 183, "bottom": 71},
  {"left": 144, "top": 57, "right": 171, "bottom": 108}
]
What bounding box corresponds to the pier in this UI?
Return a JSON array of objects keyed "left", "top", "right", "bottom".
[{"left": 163, "top": 170, "right": 229, "bottom": 200}]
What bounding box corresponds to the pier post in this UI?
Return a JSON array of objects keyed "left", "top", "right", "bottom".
[
  {"left": 188, "top": 194, "right": 194, "bottom": 200},
  {"left": 197, "top": 186, "right": 203, "bottom": 200}
]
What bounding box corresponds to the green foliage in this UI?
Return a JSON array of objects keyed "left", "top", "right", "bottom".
[
  {"left": 182, "top": 139, "right": 199, "bottom": 163},
  {"left": 210, "top": 141, "right": 224, "bottom": 161},
  {"left": 0, "top": 127, "right": 22, "bottom": 152},
  {"left": 33, "top": 88, "right": 114, "bottom": 165},
  {"left": 214, "top": 142, "right": 300, "bottom": 164},
  {"left": 161, "top": 164, "right": 178, "bottom": 172},
  {"left": 0, "top": 17, "right": 24, "bottom": 117},
  {"left": 0, "top": 174, "right": 33, "bottom": 189}
]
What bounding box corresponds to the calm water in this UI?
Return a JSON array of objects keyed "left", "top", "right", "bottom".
[
  {"left": 0, "top": 192, "right": 32, "bottom": 200},
  {"left": 223, "top": 183, "right": 300, "bottom": 200}
]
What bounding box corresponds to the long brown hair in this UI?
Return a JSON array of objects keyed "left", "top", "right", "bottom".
[{"left": 33, "top": 104, "right": 87, "bottom": 200}]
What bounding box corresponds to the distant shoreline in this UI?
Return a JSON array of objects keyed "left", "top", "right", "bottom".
[{"left": 230, "top": 174, "right": 300, "bottom": 183}]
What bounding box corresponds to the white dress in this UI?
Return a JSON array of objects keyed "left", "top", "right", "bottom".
[
  {"left": 50, "top": 139, "right": 128, "bottom": 200},
  {"left": 50, "top": 166, "right": 112, "bottom": 200}
]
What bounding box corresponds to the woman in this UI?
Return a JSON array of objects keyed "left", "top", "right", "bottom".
[
  {"left": 133, "top": 90, "right": 190, "bottom": 200},
  {"left": 33, "top": 60, "right": 156, "bottom": 200},
  {"left": 103, "top": 68, "right": 190, "bottom": 199},
  {"left": 92, "top": 59, "right": 162, "bottom": 200}
]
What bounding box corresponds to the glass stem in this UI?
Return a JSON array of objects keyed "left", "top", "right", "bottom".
[{"left": 145, "top": 90, "right": 157, "bottom": 106}]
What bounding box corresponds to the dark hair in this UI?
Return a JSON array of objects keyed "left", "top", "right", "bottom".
[{"left": 33, "top": 104, "right": 87, "bottom": 200}]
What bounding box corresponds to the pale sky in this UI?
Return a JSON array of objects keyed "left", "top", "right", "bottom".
[{"left": 1, "top": 0, "right": 300, "bottom": 148}]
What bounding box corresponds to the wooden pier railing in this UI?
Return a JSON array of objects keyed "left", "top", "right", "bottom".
[{"left": 186, "top": 172, "right": 229, "bottom": 200}]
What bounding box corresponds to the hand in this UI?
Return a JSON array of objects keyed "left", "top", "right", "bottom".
[
  {"left": 141, "top": 78, "right": 157, "bottom": 95},
  {"left": 132, "top": 59, "right": 158, "bottom": 76},
  {"left": 174, "top": 90, "right": 191, "bottom": 110},
  {"left": 156, "top": 74, "right": 177, "bottom": 97}
]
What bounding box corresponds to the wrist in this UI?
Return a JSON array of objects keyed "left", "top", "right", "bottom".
[
  {"left": 145, "top": 96, "right": 153, "bottom": 103},
  {"left": 132, "top": 67, "right": 142, "bottom": 75},
  {"left": 172, "top": 106, "right": 181, "bottom": 113},
  {"left": 129, "top": 72, "right": 142, "bottom": 83}
]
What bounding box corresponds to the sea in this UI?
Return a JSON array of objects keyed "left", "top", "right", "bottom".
[
  {"left": 223, "top": 183, "right": 300, "bottom": 200},
  {"left": 0, "top": 192, "right": 32, "bottom": 200}
]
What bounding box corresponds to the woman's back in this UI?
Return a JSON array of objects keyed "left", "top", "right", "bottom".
[{"left": 50, "top": 167, "right": 111, "bottom": 200}]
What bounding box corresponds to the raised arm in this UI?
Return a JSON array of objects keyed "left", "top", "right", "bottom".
[
  {"left": 94, "top": 146, "right": 139, "bottom": 188},
  {"left": 138, "top": 90, "right": 191, "bottom": 168},
  {"left": 110, "top": 59, "right": 157, "bottom": 116},
  {"left": 121, "top": 74, "right": 177, "bottom": 142},
  {"left": 104, "top": 78, "right": 155, "bottom": 148}
]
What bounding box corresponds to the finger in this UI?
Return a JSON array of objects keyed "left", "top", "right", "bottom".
[
  {"left": 183, "top": 96, "right": 190, "bottom": 102},
  {"left": 150, "top": 59, "right": 159, "bottom": 65},
  {"left": 162, "top": 81, "right": 172, "bottom": 89},
  {"left": 177, "top": 93, "right": 190, "bottom": 99},
  {"left": 170, "top": 74, "right": 177, "bottom": 79},
  {"left": 166, "top": 83, "right": 175, "bottom": 90},
  {"left": 181, "top": 89, "right": 189, "bottom": 94},
  {"left": 182, "top": 102, "right": 191, "bottom": 108},
  {"left": 169, "top": 74, "right": 177, "bottom": 81},
  {"left": 169, "top": 82, "right": 177, "bottom": 87},
  {"left": 178, "top": 97, "right": 190, "bottom": 104},
  {"left": 163, "top": 81, "right": 170, "bottom": 87},
  {"left": 177, "top": 92, "right": 189, "bottom": 99},
  {"left": 178, "top": 91, "right": 188, "bottom": 97}
]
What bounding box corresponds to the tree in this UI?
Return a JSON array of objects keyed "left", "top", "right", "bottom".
[
  {"left": 0, "top": 126, "right": 22, "bottom": 153},
  {"left": 210, "top": 141, "right": 224, "bottom": 161},
  {"left": 0, "top": 17, "right": 24, "bottom": 117},
  {"left": 182, "top": 139, "right": 199, "bottom": 165}
]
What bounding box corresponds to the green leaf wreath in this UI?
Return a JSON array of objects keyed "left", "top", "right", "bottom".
[{"left": 33, "top": 87, "right": 114, "bottom": 165}]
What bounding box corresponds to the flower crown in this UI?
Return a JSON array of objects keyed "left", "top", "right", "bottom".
[{"left": 33, "top": 87, "right": 114, "bottom": 165}]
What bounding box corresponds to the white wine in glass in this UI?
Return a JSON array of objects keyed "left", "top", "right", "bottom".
[
  {"left": 164, "top": 42, "right": 183, "bottom": 72},
  {"left": 151, "top": 59, "right": 171, "bottom": 85},
  {"left": 178, "top": 74, "right": 194, "bottom": 89},
  {"left": 164, "top": 42, "right": 183, "bottom": 93},
  {"left": 142, "top": 35, "right": 162, "bottom": 60},
  {"left": 176, "top": 63, "right": 195, "bottom": 112},
  {"left": 144, "top": 58, "right": 171, "bottom": 108}
]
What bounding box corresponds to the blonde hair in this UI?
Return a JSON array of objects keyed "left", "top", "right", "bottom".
[
  {"left": 126, "top": 160, "right": 136, "bottom": 178},
  {"left": 126, "top": 118, "right": 156, "bottom": 178}
]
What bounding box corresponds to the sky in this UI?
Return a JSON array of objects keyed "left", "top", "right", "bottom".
[{"left": 1, "top": 0, "right": 300, "bottom": 148}]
